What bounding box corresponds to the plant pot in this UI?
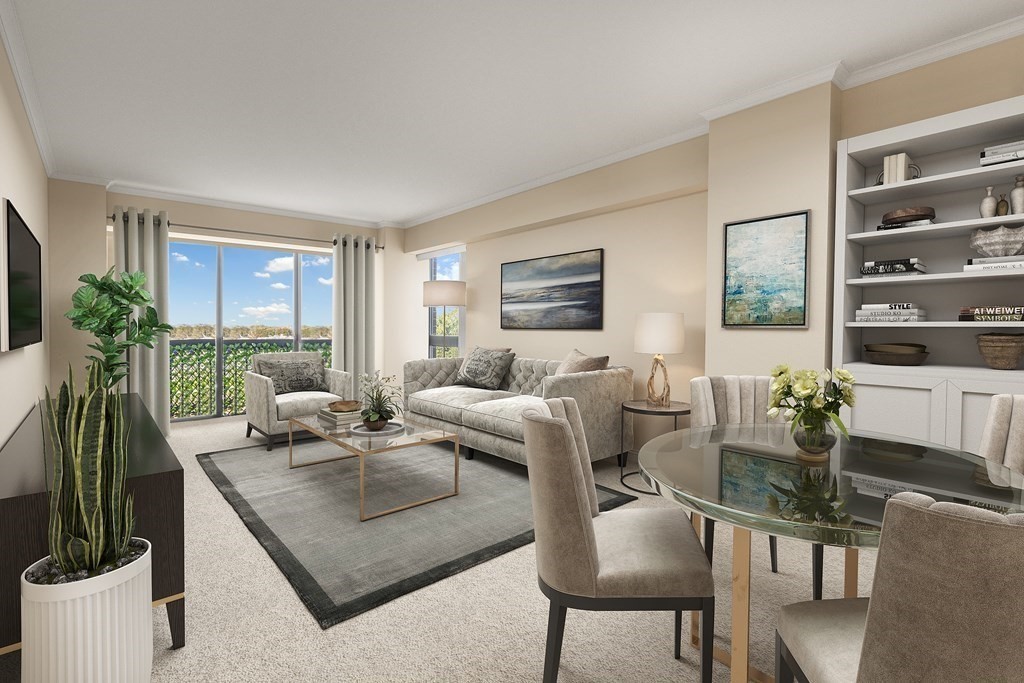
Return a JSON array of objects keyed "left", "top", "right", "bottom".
[
  {"left": 793, "top": 420, "right": 837, "bottom": 463},
  {"left": 21, "top": 538, "right": 153, "bottom": 682},
  {"left": 362, "top": 418, "right": 388, "bottom": 431}
]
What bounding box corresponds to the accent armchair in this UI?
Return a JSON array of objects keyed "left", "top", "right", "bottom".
[
  {"left": 978, "top": 393, "right": 1024, "bottom": 486},
  {"left": 522, "top": 397, "right": 715, "bottom": 683},
  {"left": 244, "top": 351, "right": 353, "bottom": 450},
  {"left": 776, "top": 491, "right": 1024, "bottom": 682}
]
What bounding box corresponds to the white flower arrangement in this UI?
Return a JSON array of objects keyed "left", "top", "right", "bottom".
[{"left": 767, "top": 365, "right": 856, "bottom": 437}]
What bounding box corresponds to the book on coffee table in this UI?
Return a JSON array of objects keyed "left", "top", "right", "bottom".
[{"left": 317, "top": 409, "right": 362, "bottom": 429}]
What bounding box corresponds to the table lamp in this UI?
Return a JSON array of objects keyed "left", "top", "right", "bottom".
[
  {"left": 423, "top": 280, "right": 467, "bottom": 358},
  {"left": 634, "top": 312, "right": 685, "bottom": 407}
]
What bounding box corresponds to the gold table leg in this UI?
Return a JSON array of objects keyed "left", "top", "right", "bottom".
[
  {"left": 731, "top": 527, "right": 752, "bottom": 683},
  {"left": 358, "top": 437, "right": 460, "bottom": 521},
  {"left": 844, "top": 547, "right": 859, "bottom": 598}
]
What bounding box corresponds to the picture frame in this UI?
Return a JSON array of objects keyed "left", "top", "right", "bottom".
[
  {"left": 719, "top": 448, "right": 803, "bottom": 517},
  {"left": 722, "top": 210, "right": 809, "bottom": 328},
  {"left": 500, "top": 248, "right": 603, "bottom": 330}
]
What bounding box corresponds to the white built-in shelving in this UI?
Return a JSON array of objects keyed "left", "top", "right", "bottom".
[{"left": 832, "top": 95, "right": 1024, "bottom": 454}]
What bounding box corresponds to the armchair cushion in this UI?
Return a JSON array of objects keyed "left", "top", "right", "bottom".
[
  {"left": 276, "top": 390, "right": 344, "bottom": 421},
  {"left": 456, "top": 347, "right": 516, "bottom": 390},
  {"left": 258, "top": 355, "right": 327, "bottom": 394},
  {"left": 777, "top": 598, "right": 867, "bottom": 683}
]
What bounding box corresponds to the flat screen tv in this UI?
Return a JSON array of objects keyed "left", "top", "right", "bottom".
[{"left": 5, "top": 200, "right": 42, "bottom": 350}]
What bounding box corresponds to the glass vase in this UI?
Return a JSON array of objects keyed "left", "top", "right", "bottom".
[{"left": 793, "top": 417, "right": 837, "bottom": 459}]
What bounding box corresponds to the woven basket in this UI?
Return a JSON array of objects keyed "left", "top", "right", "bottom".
[{"left": 976, "top": 333, "right": 1024, "bottom": 370}]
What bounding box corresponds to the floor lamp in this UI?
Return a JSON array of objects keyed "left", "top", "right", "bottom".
[{"left": 423, "top": 280, "right": 467, "bottom": 358}]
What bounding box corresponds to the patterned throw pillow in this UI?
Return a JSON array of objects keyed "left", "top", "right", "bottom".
[
  {"left": 455, "top": 347, "right": 516, "bottom": 390},
  {"left": 258, "top": 356, "right": 327, "bottom": 395},
  {"left": 555, "top": 348, "right": 609, "bottom": 375}
]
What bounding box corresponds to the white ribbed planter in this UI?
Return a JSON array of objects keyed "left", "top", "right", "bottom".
[{"left": 20, "top": 539, "right": 153, "bottom": 683}]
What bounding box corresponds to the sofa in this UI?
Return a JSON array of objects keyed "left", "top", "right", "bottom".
[
  {"left": 403, "top": 356, "right": 633, "bottom": 465},
  {"left": 244, "top": 351, "right": 354, "bottom": 450}
]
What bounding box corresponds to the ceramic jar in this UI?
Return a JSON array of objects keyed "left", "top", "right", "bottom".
[
  {"left": 1011, "top": 175, "right": 1024, "bottom": 215},
  {"left": 981, "top": 186, "right": 997, "bottom": 218},
  {"left": 997, "top": 194, "right": 1010, "bottom": 216}
]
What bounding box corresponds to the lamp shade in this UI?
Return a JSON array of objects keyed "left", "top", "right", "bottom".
[
  {"left": 423, "top": 280, "right": 467, "bottom": 307},
  {"left": 634, "top": 312, "right": 685, "bottom": 355}
]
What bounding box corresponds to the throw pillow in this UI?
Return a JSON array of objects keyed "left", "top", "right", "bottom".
[
  {"left": 257, "top": 356, "right": 328, "bottom": 394},
  {"left": 456, "top": 347, "right": 516, "bottom": 390},
  {"left": 556, "top": 348, "right": 609, "bottom": 375}
]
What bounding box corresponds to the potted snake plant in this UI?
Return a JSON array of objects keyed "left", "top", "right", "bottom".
[{"left": 20, "top": 269, "right": 171, "bottom": 682}]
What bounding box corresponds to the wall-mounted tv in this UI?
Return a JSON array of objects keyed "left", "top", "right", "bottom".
[{"left": 3, "top": 199, "right": 42, "bottom": 350}]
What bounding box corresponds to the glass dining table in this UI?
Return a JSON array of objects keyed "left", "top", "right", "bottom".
[{"left": 638, "top": 423, "right": 1024, "bottom": 683}]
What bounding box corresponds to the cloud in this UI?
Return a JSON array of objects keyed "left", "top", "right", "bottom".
[
  {"left": 265, "top": 257, "right": 294, "bottom": 273},
  {"left": 270, "top": 282, "right": 290, "bottom": 290},
  {"left": 253, "top": 271, "right": 271, "bottom": 279},
  {"left": 232, "top": 301, "right": 239, "bottom": 305},
  {"left": 318, "top": 276, "right": 333, "bottom": 286},
  {"left": 241, "top": 302, "right": 291, "bottom": 319},
  {"left": 172, "top": 252, "right": 189, "bottom": 263},
  {"left": 304, "top": 256, "right": 330, "bottom": 267},
  {"left": 194, "top": 262, "right": 205, "bottom": 268}
]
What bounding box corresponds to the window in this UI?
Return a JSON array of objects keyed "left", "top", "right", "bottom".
[
  {"left": 428, "top": 252, "right": 464, "bottom": 358},
  {"left": 169, "top": 240, "right": 332, "bottom": 419}
]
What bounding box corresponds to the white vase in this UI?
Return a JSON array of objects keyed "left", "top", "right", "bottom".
[
  {"left": 1011, "top": 175, "right": 1024, "bottom": 215},
  {"left": 20, "top": 539, "right": 153, "bottom": 683},
  {"left": 980, "top": 186, "right": 997, "bottom": 218}
]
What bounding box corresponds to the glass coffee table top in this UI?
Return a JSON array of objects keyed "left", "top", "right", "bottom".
[
  {"left": 289, "top": 415, "right": 456, "bottom": 456},
  {"left": 638, "top": 424, "right": 1024, "bottom": 548}
]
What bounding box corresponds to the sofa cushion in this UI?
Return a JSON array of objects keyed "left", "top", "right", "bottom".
[
  {"left": 408, "top": 386, "right": 516, "bottom": 424},
  {"left": 456, "top": 347, "right": 517, "bottom": 390},
  {"left": 556, "top": 348, "right": 609, "bottom": 375},
  {"left": 463, "top": 395, "right": 547, "bottom": 442},
  {"left": 505, "top": 358, "right": 561, "bottom": 396},
  {"left": 276, "top": 391, "right": 343, "bottom": 420},
  {"left": 258, "top": 355, "right": 327, "bottom": 394}
]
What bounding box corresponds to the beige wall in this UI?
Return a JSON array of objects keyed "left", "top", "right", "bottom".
[
  {"left": 0, "top": 40, "right": 49, "bottom": 443},
  {"left": 704, "top": 83, "right": 840, "bottom": 375}
]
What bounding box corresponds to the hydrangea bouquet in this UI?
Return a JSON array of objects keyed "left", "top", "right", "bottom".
[{"left": 767, "top": 365, "right": 856, "bottom": 455}]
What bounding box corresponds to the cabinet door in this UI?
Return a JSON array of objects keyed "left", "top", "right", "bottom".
[
  {"left": 846, "top": 373, "right": 947, "bottom": 445},
  {"left": 946, "top": 378, "right": 1024, "bottom": 454}
]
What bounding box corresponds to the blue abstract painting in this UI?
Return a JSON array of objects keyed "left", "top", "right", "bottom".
[
  {"left": 720, "top": 449, "right": 802, "bottom": 517},
  {"left": 722, "top": 212, "right": 808, "bottom": 327}
]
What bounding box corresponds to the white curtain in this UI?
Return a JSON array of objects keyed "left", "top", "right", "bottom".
[
  {"left": 113, "top": 206, "right": 171, "bottom": 434},
  {"left": 332, "top": 233, "right": 376, "bottom": 381}
]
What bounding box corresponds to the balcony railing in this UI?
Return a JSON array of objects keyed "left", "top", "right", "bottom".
[{"left": 170, "top": 338, "right": 332, "bottom": 420}]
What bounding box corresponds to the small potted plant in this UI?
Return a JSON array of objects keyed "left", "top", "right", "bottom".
[
  {"left": 359, "top": 371, "right": 403, "bottom": 431},
  {"left": 767, "top": 365, "right": 856, "bottom": 461},
  {"left": 21, "top": 269, "right": 171, "bottom": 681}
]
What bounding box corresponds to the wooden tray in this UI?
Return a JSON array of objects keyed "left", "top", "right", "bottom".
[
  {"left": 881, "top": 206, "right": 936, "bottom": 224},
  {"left": 864, "top": 343, "right": 927, "bottom": 354},
  {"left": 864, "top": 351, "right": 929, "bottom": 366}
]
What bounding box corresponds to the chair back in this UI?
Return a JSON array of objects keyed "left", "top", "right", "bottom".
[
  {"left": 977, "top": 394, "right": 1024, "bottom": 475},
  {"left": 690, "top": 376, "right": 782, "bottom": 444},
  {"left": 251, "top": 351, "right": 324, "bottom": 376},
  {"left": 857, "top": 492, "right": 1024, "bottom": 682},
  {"left": 522, "top": 397, "right": 600, "bottom": 597}
]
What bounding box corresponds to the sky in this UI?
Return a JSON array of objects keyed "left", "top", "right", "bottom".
[{"left": 168, "top": 242, "right": 333, "bottom": 328}]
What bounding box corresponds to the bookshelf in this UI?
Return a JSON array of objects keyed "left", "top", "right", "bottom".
[{"left": 832, "top": 95, "right": 1024, "bottom": 454}]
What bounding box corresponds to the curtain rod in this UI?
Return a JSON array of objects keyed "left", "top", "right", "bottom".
[{"left": 108, "top": 214, "right": 384, "bottom": 251}]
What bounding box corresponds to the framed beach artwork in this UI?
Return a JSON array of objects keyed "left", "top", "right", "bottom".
[
  {"left": 500, "top": 248, "right": 603, "bottom": 329},
  {"left": 722, "top": 211, "right": 808, "bottom": 328},
  {"left": 719, "top": 448, "right": 802, "bottom": 517}
]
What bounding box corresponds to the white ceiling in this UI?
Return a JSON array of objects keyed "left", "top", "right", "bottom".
[{"left": 3, "top": 1, "right": 1023, "bottom": 227}]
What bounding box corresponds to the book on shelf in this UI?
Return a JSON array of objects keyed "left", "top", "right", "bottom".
[
  {"left": 876, "top": 219, "right": 934, "bottom": 231},
  {"left": 958, "top": 314, "right": 1024, "bottom": 321},
  {"left": 855, "top": 315, "right": 927, "bottom": 322},
  {"left": 863, "top": 258, "right": 922, "bottom": 268},
  {"left": 895, "top": 153, "right": 915, "bottom": 182},
  {"left": 963, "top": 262, "right": 1024, "bottom": 272},
  {"left": 849, "top": 476, "right": 914, "bottom": 500},
  {"left": 856, "top": 308, "right": 927, "bottom": 317},
  {"left": 983, "top": 139, "right": 1024, "bottom": 155},
  {"left": 860, "top": 302, "right": 919, "bottom": 311},
  {"left": 960, "top": 306, "right": 1024, "bottom": 315},
  {"left": 860, "top": 263, "right": 927, "bottom": 275},
  {"left": 967, "top": 255, "right": 1024, "bottom": 265},
  {"left": 859, "top": 270, "right": 925, "bottom": 278},
  {"left": 979, "top": 149, "right": 1024, "bottom": 165}
]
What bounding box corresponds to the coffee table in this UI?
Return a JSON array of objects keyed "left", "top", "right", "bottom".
[{"left": 288, "top": 415, "right": 460, "bottom": 521}]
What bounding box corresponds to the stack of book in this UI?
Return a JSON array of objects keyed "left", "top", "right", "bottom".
[
  {"left": 860, "top": 258, "right": 926, "bottom": 277},
  {"left": 980, "top": 139, "right": 1024, "bottom": 166},
  {"left": 881, "top": 152, "right": 916, "bottom": 183},
  {"left": 959, "top": 305, "right": 1024, "bottom": 322},
  {"left": 317, "top": 408, "right": 362, "bottom": 430},
  {"left": 876, "top": 218, "right": 934, "bottom": 231},
  {"left": 963, "top": 255, "right": 1024, "bottom": 273},
  {"left": 856, "top": 302, "right": 927, "bottom": 323}
]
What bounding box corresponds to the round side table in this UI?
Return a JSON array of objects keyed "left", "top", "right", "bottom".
[{"left": 619, "top": 400, "right": 691, "bottom": 495}]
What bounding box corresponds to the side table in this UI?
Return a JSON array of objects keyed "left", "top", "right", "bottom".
[{"left": 619, "top": 400, "right": 691, "bottom": 495}]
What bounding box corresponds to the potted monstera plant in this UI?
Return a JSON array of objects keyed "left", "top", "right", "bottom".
[{"left": 20, "top": 269, "right": 171, "bottom": 682}]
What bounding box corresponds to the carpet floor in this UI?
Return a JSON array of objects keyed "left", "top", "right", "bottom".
[{"left": 1, "top": 415, "right": 877, "bottom": 682}]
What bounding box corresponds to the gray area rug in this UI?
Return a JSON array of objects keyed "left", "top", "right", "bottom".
[{"left": 197, "top": 441, "right": 635, "bottom": 629}]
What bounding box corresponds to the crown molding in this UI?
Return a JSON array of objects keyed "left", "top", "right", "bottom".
[
  {"left": 401, "top": 123, "right": 709, "bottom": 227},
  {"left": 49, "top": 171, "right": 109, "bottom": 187},
  {"left": 842, "top": 14, "right": 1024, "bottom": 89},
  {"left": 0, "top": 0, "right": 54, "bottom": 175},
  {"left": 700, "top": 61, "right": 847, "bottom": 122},
  {"left": 104, "top": 181, "right": 382, "bottom": 229}
]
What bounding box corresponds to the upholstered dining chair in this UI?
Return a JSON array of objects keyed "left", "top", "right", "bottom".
[
  {"left": 776, "top": 491, "right": 1024, "bottom": 682},
  {"left": 522, "top": 398, "right": 715, "bottom": 683},
  {"left": 978, "top": 394, "right": 1024, "bottom": 486},
  {"left": 690, "top": 376, "right": 789, "bottom": 575}
]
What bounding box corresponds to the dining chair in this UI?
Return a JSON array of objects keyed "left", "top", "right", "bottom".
[
  {"left": 690, "top": 376, "right": 789, "bottom": 577},
  {"left": 522, "top": 397, "right": 716, "bottom": 683},
  {"left": 978, "top": 394, "right": 1024, "bottom": 485},
  {"left": 775, "top": 491, "right": 1024, "bottom": 682}
]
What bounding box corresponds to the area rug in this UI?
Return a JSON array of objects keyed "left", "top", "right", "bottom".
[{"left": 197, "top": 441, "right": 635, "bottom": 629}]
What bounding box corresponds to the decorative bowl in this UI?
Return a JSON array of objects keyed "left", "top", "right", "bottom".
[
  {"left": 328, "top": 400, "right": 362, "bottom": 412},
  {"left": 864, "top": 343, "right": 927, "bottom": 354},
  {"left": 864, "top": 351, "right": 929, "bottom": 366},
  {"left": 970, "top": 225, "right": 1024, "bottom": 257},
  {"left": 976, "top": 333, "right": 1024, "bottom": 370},
  {"left": 881, "top": 206, "right": 934, "bottom": 224}
]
